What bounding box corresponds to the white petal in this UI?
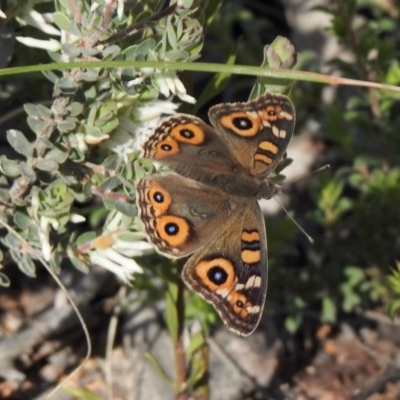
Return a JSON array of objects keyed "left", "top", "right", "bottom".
[
  {"left": 117, "top": 0, "right": 124, "bottom": 19},
  {"left": 165, "top": 74, "right": 177, "bottom": 94},
  {"left": 38, "top": 229, "right": 52, "bottom": 261},
  {"left": 154, "top": 73, "right": 171, "bottom": 98},
  {"left": 178, "top": 93, "right": 196, "bottom": 104},
  {"left": 127, "top": 76, "right": 145, "bottom": 86},
  {"left": 113, "top": 240, "right": 154, "bottom": 257},
  {"left": 91, "top": 249, "right": 143, "bottom": 282},
  {"left": 70, "top": 213, "right": 86, "bottom": 223},
  {"left": 105, "top": 211, "right": 123, "bottom": 231},
  {"left": 74, "top": 133, "right": 88, "bottom": 152},
  {"left": 85, "top": 132, "right": 110, "bottom": 144},
  {"left": 173, "top": 76, "right": 187, "bottom": 95},
  {"left": 15, "top": 36, "right": 61, "bottom": 51},
  {"left": 23, "top": 9, "right": 60, "bottom": 36}
]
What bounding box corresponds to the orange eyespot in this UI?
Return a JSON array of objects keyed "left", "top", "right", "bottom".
[
  {"left": 262, "top": 105, "right": 280, "bottom": 121},
  {"left": 156, "top": 215, "right": 190, "bottom": 247},
  {"left": 148, "top": 182, "right": 171, "bottom": 215},
  {"left": 195, "top": 258, "right": 236, "bottom": 291},
  {"left": 154, "top": 138, "right": 179, "bottom": 159},
  {"left": 171, "top": 123, "right": 205, "bottom": 144},
  {"left": 219, "top": 112, "right": 260, "bottom": 137},
  {"left": 230, "top": 292, "right": 249, "bottom": 317}
]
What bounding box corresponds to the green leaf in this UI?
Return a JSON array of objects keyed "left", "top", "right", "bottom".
[
  {"left": 334, "top": 198, "right": 352, "bottom": 218},
  {"left": 0, "top": 272, "right": 10, "bottom": 287},
  {"left": 204, "top": 0, "right": 224, "bottom": 27},
  {"left": 144, "top": 352, "right": 173, "bottom": 384},
  {"left": 167, "top": 21, "right": 178, "bottom": 50},
  {"left": 62, "top": 43, "right": 81, "bottom": 57},
  {"left": 41, "top": 70, "right": 59, "bottom": 83},
  {"left": 27, "top": 116, "right": 46, "bottom": 135},
  {"left": 14, "top": 211, "right": 33, "bottom": 230},
  {"left": 48, "top": 251, "right": 62, "bottom": 274},
  {"left": 385, "top": 61, "right": 400, "bottom": 85},
  {"left": 45, "top": 145, "right": 69, "bottom": 164},
  {"left": 19, "top": 254, "right": 36, "bottom": 277},
  {"left": 321, "top": 296, "right": 337, "bottom": 322},
  {"left": 35, "top": 104, "right": 52, "bottom": 119},
  {"left": 53, "top": 12, "right": 71, "bottom": 31},
  {"left": 68, "top": 102, "right": 84, "bottom": 117},
  {"left": 186, "top": 357, "right": 207, "bottom": 389},
  {"left": 36, "top": 158, "right": 59, "bottom": 172},
  {"left": 7, "top": 130, "right": 33, "bottom": 158},
  {"left": 100, "top": 177, "right": 122, "bottom": 192},
  {"left": 285, "top": 314, "right": 303, "bottom": 333},
  {"left": 114, "top": 201, "right": 137, "bottom": 217},
  {"left": 341, "top": 286, "right": 361, "bottom": 312},
  {"left": 0, "top": 157, "right": 21, "bottom": 177},
  {"left": 185, "top": 331, "right": 206, "bottom": 357},
  {"left": 19, "top": 162, "right": 36, "bottom": 181},
  {"left": 388, "top": 299, "right": 400, "bottom": 319},
  {"left": 76, "top": 231, "right": 97, "bottom": 246},
  {"left": 68, "top": 253, "right": 90, "bottom": 273},
  {"left": 63, "top": 386, "right": 102, "bottom": 400},
  {"left": 344, "top": 266, "right": 365, "bottom": 287},
  {"left": 54, "top": 77, "right": 78, "bottom": 95},
  {"left": 57, "top": 119, "right": 77, "bottom": 133}
]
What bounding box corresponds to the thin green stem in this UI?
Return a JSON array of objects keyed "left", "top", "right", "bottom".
[
  {"left": 1, "top": 61, "right": 400, "bottom": 93},
  {"left": 175, "top": 278, "right": 187, "bottom": 400}
]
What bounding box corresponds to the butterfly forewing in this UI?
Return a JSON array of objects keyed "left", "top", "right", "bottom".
[{"left": 136, "top": 174, "right": 237, "bottom": 258}]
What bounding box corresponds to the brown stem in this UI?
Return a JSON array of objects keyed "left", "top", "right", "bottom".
[
  {"left": 67, "top": 0, "right": 82, "bottom": 24},
  {"left": 100, "top": 3, "right": 178, "bottom": 46}
]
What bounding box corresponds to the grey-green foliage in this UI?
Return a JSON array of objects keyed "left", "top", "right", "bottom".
[{"left": 0, "top": 0, "right": 205, "bottom": 281}]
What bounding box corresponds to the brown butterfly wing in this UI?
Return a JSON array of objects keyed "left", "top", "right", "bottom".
[
  {"left": 208, "top": 92, "right": 295, "bottom": 178},
  {"left": 142, "top": 114, "right": 245, "bottom": 176},
  {"left": 182, "top": 201, "right": 267, "bottom": 336},
  {"left": 136, "top": 173, "right": 238, "bottom": 258}
]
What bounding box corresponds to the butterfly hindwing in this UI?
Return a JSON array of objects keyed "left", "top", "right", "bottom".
[{"left": 182, "top": 201, "right": 267, "bottom": 336}]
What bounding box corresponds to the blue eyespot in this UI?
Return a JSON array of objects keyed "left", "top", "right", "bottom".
[
  {"left": 165, "top": 222, "right": 178, "bottom": 236},
  {"left": 161, "top": 144, "right": 172, "bottom": 151},
  {"left": 233, "top": 117, "right": 252, "bottom": 129},
  {"left": 153, "top": 191, "right": 164, "bottom": 203},
  {"left": 180, "top": 128, "right": 194, "bottom": 138},
  {"left": 207, "top": 266, "right": 228, "bottom": 285}
]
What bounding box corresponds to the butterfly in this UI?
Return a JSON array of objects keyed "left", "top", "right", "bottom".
[{"left": 136, "top": 92, "right": 295, "bottom": 336}]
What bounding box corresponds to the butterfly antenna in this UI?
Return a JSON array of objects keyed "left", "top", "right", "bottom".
[
  {"left": 273, "top": 196, "right": 314, "bottom": 244},
  {"left": 285, "top": 164, "right": 330, "bottom": 185}
]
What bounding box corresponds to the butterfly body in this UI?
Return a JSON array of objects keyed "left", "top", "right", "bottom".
[{"left": 136, "top": 93, "right": 295, "bottom": 336}]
